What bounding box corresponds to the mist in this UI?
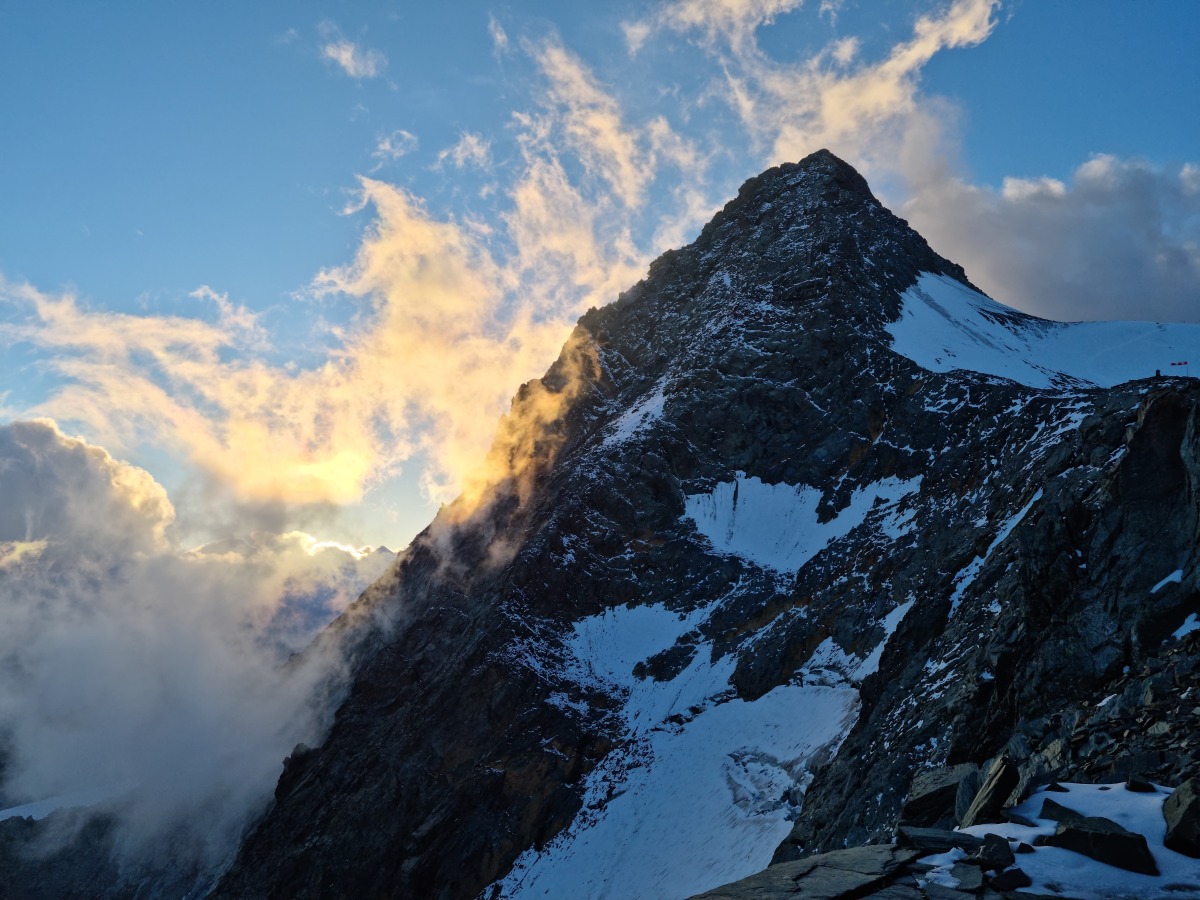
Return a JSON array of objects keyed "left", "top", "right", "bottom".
[{"left": 0, "top": 420, "right": 391, "bottom": 875}]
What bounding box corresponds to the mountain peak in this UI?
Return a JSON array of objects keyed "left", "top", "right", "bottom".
[
  {"left": 706, "top": 149, "right": 879, "bottom": 233},
  {"left": 794, "top": 147, "right": 876, "bottom": 198}
]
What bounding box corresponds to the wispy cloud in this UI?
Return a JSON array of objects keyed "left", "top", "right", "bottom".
[
  {"left": 528, "top": 38, "right": 654, "bottom": 209},
  {"left": 640, "top": 0, "right": 1000, "bottom": 171},
  {"left": 319, "top": 22, "right": 387, "bottom": 79},
  {"left": 488, "top": 12, "right": 510, "bottom": 56},
  {"left": 630, "top": 0, "right": 804, "bottom": 54},
  {"left": 0, "top": 33, "right": 698, "bottom": 522},
  {"left": 437, "top": 132, "right": 492, "bottom": 170},
  {"left": 372, "top": 129, "right": 419, "bottom": 163}
]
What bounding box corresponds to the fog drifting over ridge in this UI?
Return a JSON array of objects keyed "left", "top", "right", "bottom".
[{"left": 0, "top": 420, "right": 390, "bottom": 868}]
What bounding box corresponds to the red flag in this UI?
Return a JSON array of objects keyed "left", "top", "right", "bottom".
[{"left": 1171, "top": 361, "right": 1189, "bottom": 366}]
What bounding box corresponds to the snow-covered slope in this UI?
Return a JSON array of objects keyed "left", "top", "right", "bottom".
[
  {"left": 497, "top": 600, "right": 857, "bottom": 899},
  {"left": 888, "top": 272, "right": 1200, "bottom": 388}
]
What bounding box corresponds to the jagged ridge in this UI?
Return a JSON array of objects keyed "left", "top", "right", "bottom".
[{"left": 216, "top": 150, "right": 1200, "bottom": 899}]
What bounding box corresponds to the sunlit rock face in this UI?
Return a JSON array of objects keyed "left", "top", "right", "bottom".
[{"left": 16, "top": 150, "right": 1199, "bottom": 898}]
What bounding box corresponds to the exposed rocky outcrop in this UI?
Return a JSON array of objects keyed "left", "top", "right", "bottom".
[
  {"left": 216, "top": 150, "right": 1200, "bottom": 899},
  {"left": 697, "top": 779, "right": 1197, "bottom": 898}
]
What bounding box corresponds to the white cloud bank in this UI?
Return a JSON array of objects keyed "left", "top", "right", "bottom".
[
  {"left": 0, "top": 420, "right": 389, "bottom": 869},
  {"left": 905, "top": 154, "right": 1200, "bottom": 322}
]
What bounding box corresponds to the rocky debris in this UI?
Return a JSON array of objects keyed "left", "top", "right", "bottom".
[
  {"left": 1164, "top": 776, "right": 1200, "bottom": 857},
  {"left": 971, "top": 834, "right": 1014, "bottom": 873},
  {"left": 689, "top": 845, "right": 919, "bottom": 898}
]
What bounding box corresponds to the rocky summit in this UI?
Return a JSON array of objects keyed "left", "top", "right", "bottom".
[{"left": 7, "top": 150, "right": 1200, "bottom": 899}]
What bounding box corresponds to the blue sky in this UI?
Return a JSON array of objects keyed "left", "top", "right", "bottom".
[{"left": 1, "top": 0, "right": 1198, "bottom": 550}]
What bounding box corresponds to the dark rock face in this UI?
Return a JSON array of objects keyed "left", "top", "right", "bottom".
[
  {"left": 215, "top": 150, "right": 1200, "bottom": 898},
  {"left": 900, "top": 763, "right": 979, "bottom": 827},
  {"left": 959, "top": 758, "right": 1019, "bottom": 829},
  {"left": 8, "top": 150, "right": 1200, "bottom": 898}
]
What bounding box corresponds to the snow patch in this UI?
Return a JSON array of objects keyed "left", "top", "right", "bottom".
[
  {"left": 1174, "top": 613, "right": 1199, "bottom": 640},
  {"left": 495, "top": 681, "right": 857, "bottom": 900},
  {"left": 949, "top": 489, "right": 1042, "bottom": 616},
  {"left": 855, "top": 599, "right": 915, "bottom": 680},
  {"left": 684, "top": 474, "right": 921, "bottom": 574},
  {"left": 1151, "top": 569, "right": 1183, "bottom": 594},
  {"left": 0, "top": 783, "right": 127, "bottom": 822},
  {"left": 605, "top": 382, "right": 667, "bottom": 446},
  {"left": 888, "top": 272, "right": 1200, "bottom": 389},
  {"left": 928, "top": 782, "right": 1200, "bottom": 900}
]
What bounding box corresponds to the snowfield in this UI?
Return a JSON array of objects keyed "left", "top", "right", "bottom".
[
  {"left": 683, "top": 473, "right": 921, "bottom": 574},
  {"left": 888, "top": 273, "right": 1200, "bottom": 388},
  {"left": 495, "top": 601, "right": 858, "bottom": 900}
]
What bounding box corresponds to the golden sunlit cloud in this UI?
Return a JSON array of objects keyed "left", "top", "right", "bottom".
[
  {"left": 0, "top": 42, "right": 666, "bottom": 525},
  {"left": 4, "top": 0, "right": 1196, "bottom": 544}
]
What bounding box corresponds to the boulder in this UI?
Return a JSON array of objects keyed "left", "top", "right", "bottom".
[
  {"left": 988, "top": 867, "right": 1033, "bottom": 890},
  {"left": 689, "top": 845, "right": 919, "bottom": 899},
  {"left": 954, "top": 767, "right": 983, "bottom": 825},
  {"left": 1035, "top": 800, "right": 1159, "bottom": 875},
  {"left": 895, "top": 825, "right": 983, "bottom": 854},
  {"left": 948, "top": 862, "right": 983, "bottom": 890},
  {"left": 970, "top": 832, "right": 1015, "bottom": 872},
  {"left": 901, "top": 763, "right": 979, "bottom": 826},
  {"left": 960, "top": 757, "right": 1020, "bottom": 828},
  {"left": 1125, "top": 774, "right": 1157, "bottom": 793},
  {"left": 1163, "top": 776, "right": 1200, "bottom": 858},
  {"left": 1038, "top": 797, "right": 1086, "bottom": 825}
]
